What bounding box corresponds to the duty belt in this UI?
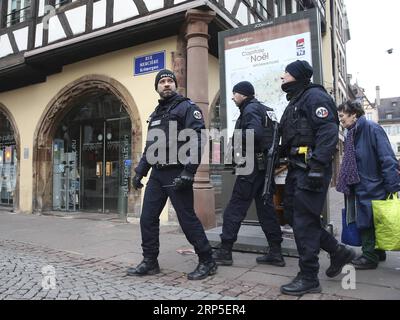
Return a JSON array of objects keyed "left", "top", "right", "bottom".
[
  {"left": 153, "top": 163, "right": 183, "bottom": 170},
  {"left": 287, "top": 158, "right": 308, "bottom": 170}
]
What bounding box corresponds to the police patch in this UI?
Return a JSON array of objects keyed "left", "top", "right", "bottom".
[
  {"left": 193, "top": 110, "right": 203, "bottom": 120},
  {"left": 315, "top": 107, "right": 329, "bottom": 119},
  {"left": 266, "top": 111, "right": 278, "bottom": 122}
]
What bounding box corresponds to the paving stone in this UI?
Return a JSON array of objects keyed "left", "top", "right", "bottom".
[{"left": 0, "top": 238, "right": 370, "bottom": 301}]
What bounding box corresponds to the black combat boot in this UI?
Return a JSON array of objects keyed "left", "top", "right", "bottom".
[
  {"left": 187, "top": 260, "right": 218, "bottom": 280},
  {"left": 325, "top": 244, "right": 356, "bottom": 278},
  {"left": 351, "top": 255, "right": 378, "bottom": 270},
  {"left": 280, "top": 273, "right": 321, "bottom": 296},
  {"left": 126, "top": 258, "right": 160, "bottom": 276},
  {"left": 212, "top": 242, "right": 233, "bottom": 266},
  {"left": 256, "top": 243, "right": 286, "bottom": 267},
  {"left": 375, "top": 249, "right": 386, "bottom": 262}
]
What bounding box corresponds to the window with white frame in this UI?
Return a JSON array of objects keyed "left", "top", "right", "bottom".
[
  {"left": 383, "top": 126, "right": 391, "bottom": 136},
  {"left": 6, "top": 0, "right": 32, "bottom": 26},
  {"left": 257, "top": 0, "right": 269, "bottom": 18},
  {"left": 54, "top": 0, "right": 72, "bottom": 8}
]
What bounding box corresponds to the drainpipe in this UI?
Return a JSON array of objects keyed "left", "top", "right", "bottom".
[{"left": 375, "top": 85, "right": 381, "bottom": 108}]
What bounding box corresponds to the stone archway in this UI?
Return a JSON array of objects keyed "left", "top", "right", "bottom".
[
  {"left": 32, "top": 75, "right": 142, "bottom": 214},
  {"left": 0, "top": 103, "right": 21, "bottom": 212}
]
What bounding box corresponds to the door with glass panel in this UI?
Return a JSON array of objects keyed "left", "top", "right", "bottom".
[
  {"left": 81, "top": 118, "right": 131, "bottom": 213},
  {"left": 52, "top": 92, "right": 131, "bottom": 214}
]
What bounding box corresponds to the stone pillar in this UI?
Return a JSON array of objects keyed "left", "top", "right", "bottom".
[{"left": 185, "top": 9, "right": 216, "bottom": 229}]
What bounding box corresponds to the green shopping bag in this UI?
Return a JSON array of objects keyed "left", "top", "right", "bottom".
[{"left": 372, "top": 193, "right": 400, "bottom": 251}]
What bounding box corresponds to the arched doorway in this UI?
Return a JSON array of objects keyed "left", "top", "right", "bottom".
[
  {"left": 33, "top": 75, "right": 142, "bottom": 216},
  {"left": 53, "top": 92, "right": 131, "bottom": 213},
  {"left": 0, "top": 105, "right": 20, "bottom": 212}
]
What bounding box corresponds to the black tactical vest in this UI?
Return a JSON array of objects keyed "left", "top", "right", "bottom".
[
  {"left": 280, "top": 98, "right": 315, "bottom": 151},
  {"left": 146, "top": 97, "right": 189, "bottom": 163}
]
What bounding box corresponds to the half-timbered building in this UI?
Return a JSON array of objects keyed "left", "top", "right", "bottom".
[{"left": 0, "top": 0, "right": 330, "bottom": 227}]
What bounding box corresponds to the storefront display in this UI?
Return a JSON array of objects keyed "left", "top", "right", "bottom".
[
  {"left": 52, "top": 92, "right": 131, "bottom": 213},
  {"left": 0, "top": 112, "right": 17, "bottom": 206}
]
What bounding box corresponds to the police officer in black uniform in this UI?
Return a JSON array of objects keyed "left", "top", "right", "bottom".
[
  {"left": 126, "top": 69, "right": 217, "bottom": 280},
  {"left": 279, "top": 60, "right": 355, "bottom": 296},
  {"left": 212, "top": 81, "right": 285, "bottom": 267}
]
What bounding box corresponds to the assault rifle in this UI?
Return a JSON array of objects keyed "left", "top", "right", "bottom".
[{"left": 262, "top": 121, "right": 279, "bottom": 205}]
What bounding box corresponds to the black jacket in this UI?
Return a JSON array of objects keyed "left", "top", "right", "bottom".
[
  {"left": 233, "top": 97, "right": 277, "bottom": 155},
  {"left": 279, "top": 84, "right": 339, "bottom": 167},
  {"left": 135, "top": 93, "right": 205, "bottom": 176}
]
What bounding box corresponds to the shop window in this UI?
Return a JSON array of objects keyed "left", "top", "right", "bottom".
[
  {"left": 0, "top": 112, "right": 17, "bottom": 206},
  {"left": 52, "top": 92, "right": 131, "bottom": 214}
]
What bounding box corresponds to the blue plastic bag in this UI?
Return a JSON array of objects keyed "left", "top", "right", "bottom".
[{"left": 341, "top": 208, "right": 362, "bottom": 246}]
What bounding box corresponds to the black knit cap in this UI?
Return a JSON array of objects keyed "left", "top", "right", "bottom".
[
  {"left": 232, "top": 81, "right": 255, "bottom": 97},
  {"left": 285, "top": 60, "right": 313, "bottom": 81},
  {"left": 154, "top": 69, "right": 178, "bottom": 90}
]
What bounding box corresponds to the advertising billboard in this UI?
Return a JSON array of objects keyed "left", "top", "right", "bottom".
[
  {"left": 219, "top": 9, "right": 322, "bottom": 138},
  {"left": 217, "top": 9, "right": 324, "bottom": 224}
]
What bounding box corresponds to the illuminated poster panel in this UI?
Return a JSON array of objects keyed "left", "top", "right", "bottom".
[{"left": 219, "top": 9, "right": 323, "bottom": 138}]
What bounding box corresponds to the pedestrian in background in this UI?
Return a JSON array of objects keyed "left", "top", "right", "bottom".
[
  {"left": 212, "top": 81, "right": 285, "bottom": 267},
  {"left": 127, "top": 69, "right": 217, "bottom": 280},
  {"left": 337, "top": 100, "right": 400, "bottom": 269},
  {"left": 279, "top": 60, "right": 355, "bottom": 296}
]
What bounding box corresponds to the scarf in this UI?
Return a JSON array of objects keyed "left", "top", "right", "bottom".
[
  {"left": 336, "top": 123, "right": 360, "bottom": 195},
  {"left": 281, "top": 79, "right": 310, "bottom": 100}
]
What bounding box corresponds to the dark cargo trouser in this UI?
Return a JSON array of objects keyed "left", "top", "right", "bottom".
[
  {"left": 284, "top": 166, "right": 338, "bottom": 278},
  {"left": 221, "top": 168, "right": 283, "bottom": 246},
  {"left": 140, "top": 167, "right": 212, "bottom": 262}
]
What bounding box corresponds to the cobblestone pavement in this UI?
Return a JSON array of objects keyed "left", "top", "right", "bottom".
[{"left": 0, "top": 239, "right": 356, "bottom": 301}]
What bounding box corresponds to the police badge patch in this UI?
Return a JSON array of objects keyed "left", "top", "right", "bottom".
[
  {"left": 315, "top": 107, "right": 329, "bottom": 119},
  {"left": 193, "top": 110, "right": 203, "bottom": 120}
]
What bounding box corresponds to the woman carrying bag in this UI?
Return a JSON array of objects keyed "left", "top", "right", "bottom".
[{"left": 336, "top": 100, "right": 400, "bottom": 270}]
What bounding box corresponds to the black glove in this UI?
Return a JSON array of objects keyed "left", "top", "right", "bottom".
[
  {"left": 132, "top": 174, "right": 144, "bottom": 190},
  {"left": 173, "top": 169, "right": 194, "bottom": 191},
  {"left": 307, "top": 161, "right": 324, "bottom": 190}
]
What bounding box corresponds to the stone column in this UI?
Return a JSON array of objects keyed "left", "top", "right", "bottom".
[{"left": 185, "top": 9, "right": 216, "bottom": 229}]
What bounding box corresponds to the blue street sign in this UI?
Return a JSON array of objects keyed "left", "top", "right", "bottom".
[{"left": 134, "top": 51, "right": 166, "bottom": 76}]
